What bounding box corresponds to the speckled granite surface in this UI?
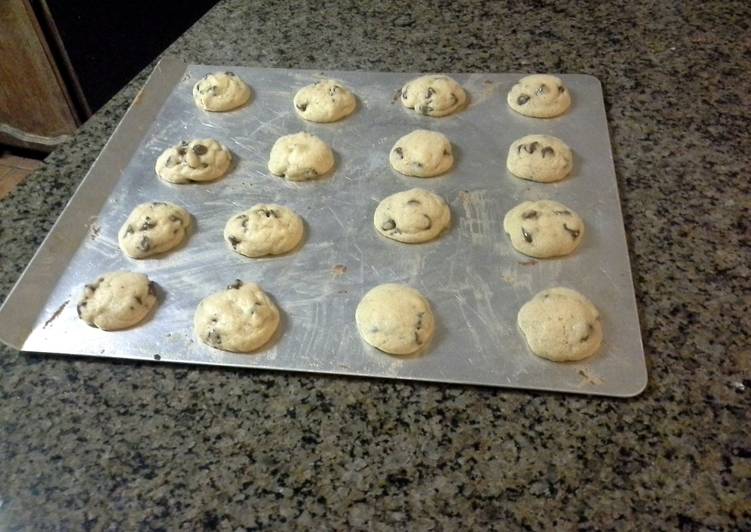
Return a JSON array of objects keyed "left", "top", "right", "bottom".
[{"left": 1, "top": 0, "right": 749, "bottom": 529}]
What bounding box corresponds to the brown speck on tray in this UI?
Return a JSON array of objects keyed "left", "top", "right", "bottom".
[
  {"left": 133, "top": 87, "right": 145, "bottom": 106},
  {"left": 578, "top": 368, "right": 604, "bottom": 386},
  {"left": 332, "top": 264, "right": 347, "bottom": 277},
  {"left": 518, "top": 260, "right": 537, "bottom": 266},
  {"left": 391, "top": 88, "right": 401, "bottom": 104},
  {"left": 43, "top": 300, "right": 69, "bottom": 328}
]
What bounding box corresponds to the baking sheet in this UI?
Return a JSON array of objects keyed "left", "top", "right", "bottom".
[{"left": 0, "top": 59, "right": 647, "bottom": 396}]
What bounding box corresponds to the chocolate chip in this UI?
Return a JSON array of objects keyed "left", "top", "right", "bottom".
[
  {"left": 521, "top": 141, "right": 540, "bottom": 154},
  {"left": 522, "top": 210, "right": 538, "bottom": 220},
  {"left": 134, "top": 296, "right": 142, "bottom": 305},
  {"left": 192, "top": 144, "right": 208, "bottom": 156},
  {"left": 260, "top": 208, "right": 277, "bottom": 218},
  {"left": 228, "top": 236, "right": 240, "bottom": 248},
  {"left": 296, "top": 102, "right": 308, "bottom": 112},
  {"left": 563, "top": 223, "right": 580, "bottom": 239},
  {"left": 207, "top": 329, "right": 222, "bottom": 346},
  {"left": 225, "top": 71, "right": 235, "bottom": 76},
  {"left": 425, "top": 87, "right": 435, "bottom": 99},
  {"left": 151, "top": 201, "right": 167, "bottom": 206},
  {"left": 541, "top": 147, "right": 555, "bottom": 158},
  {"left": 517, "top": 94, "right": 530, "bottom": 105},
  {"left": 407, "top": 199, "right": 421, "bottom": 206},
  {"left": 418, "top": 105, "right": 433, "bottom": 115},
  {"left": 414, "top": 331, "right": 422, "bottom": 345},
  {"left": 443, "top": 149, "right": 450, "bottom": 156},
  {"left": 558, "top": 85, "right": 565, "bottom": 94},
  {"left": 522, "top": 227, "right": 533, "bottom": 243},
  {"left": 125, "top": 225, "right": 134, "bottom": 235},
  {"left": 236, "top": 214, "right": 249, "bottom": 229},
  {"left": 138, "top": 236, "right": 151, "bottom": 251},
  {"left": 176, "top": 148, "right": 187, "bottom": 156},
  {"left": 227, "top": 279, "right": 243, "bottom": 290},
  {"left": 422, "top": 214, "right": 432, "bottom": 230},
  {"left": 168, "top": 214, "right": 183, "bottom": 224},
  {"left": 401, "top": 87, "right": 409, "bottom": 100},
  {"left": 329, "top": 85, "right": 340, "bottom": 96},
  {"left": 76, "top": 302, "right": 86, "bottom": 317},
  {"left": 303, "top": 168, "right": 319, "bottom": 178},
  {"left": 141, "top": 218, "right": 157, "bottom": 231},
  {"left": 394, "top": 147, "right": 404, "bottom": 159},
  {"left": 382, "top": 219, "right": 396, "bottom": 231},
  {"left": 580, "top": 323, "right": 594, "bottom": 342},
  {"left": 553, "top": 209, "right": 572, "bottom": 216},
  {"left": 536, "top": 84, "right": 548, "bottom": 96},
  {"left": 148, "top": 281, "right": 157, "bottom": 297},
  {"left": 450, "top": 93, "right": 458, "bottom": 105}
]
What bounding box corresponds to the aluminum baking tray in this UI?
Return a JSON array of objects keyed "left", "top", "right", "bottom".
[{"left": 0, "top": 58, "right": 647, "bottom": 396}]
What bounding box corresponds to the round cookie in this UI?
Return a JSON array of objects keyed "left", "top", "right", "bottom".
[
  {"left": 224, "top": 204, "right": 304, "bottom": 258},
  {"left": 293, "top": 79, "right": 356, "bottom": 123},
  {"left": 506, "top": 134, "right": 572, "bottom": 183},
  {"left": 192, "top": 71, "right": 251, "bottom": 112},
  {"left": 118, "top": 202, "right": 191, "bottom": 259},
  {"left": 156, "top": 139, "right": 232, "bottom": 184},
  {"left": 194, "top": 280, "right": 280, "bottom": 353},
  {"left": 355, "top": 283, "right": 434, "bottom": 355},
  {"left": 389, "top": 130, "right": 453, "bottom": 177},
  {"left": 517, "top": 287, "right": 602, "bottom": 361},
  {"left": 507, "top": 74, "right": 571, "bottom": 118},
  {"left": 267, "top": 132, "right": 335, "bottom": 181},
  {"left": 77, "top": 272, "right": 157, "bottom": 331},
  {"left": 503, "top": 200, "right": 584, "bottom": 258},
  {"left": 374, "top": 188, "right": 451, "bottom": 244},
  {"left": 400, "top": 75, "right": 466, "bottom": 117}
]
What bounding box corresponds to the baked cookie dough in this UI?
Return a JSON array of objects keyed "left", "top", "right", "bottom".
[
  {"left": 77, "top": 271, "right": 157, "bottom": 331},
  {"left": 194, "top": 280, "right": 280, "bottom": 352},
  {"left": 503, "top": 200, "right": 584, "bottom": 258},
  {"left": 293, "top": 79, "right": 356, "bottom": 123},
  {"left": 268, "top": 132, "right": 335, "bottom": 181},
  {"left": 118, "top": 202, "right": 191, "bottom": 259},
  {"left": 400, "top": 75, "right": 466, "bottom": 117},
  {"left": 507, "top": 74, "right": 571, "bottom": 118},
  {"left": 389, "top": 130, "right": 453, "bottom": 177},
  {"left": 355, "top": 283, "right": 434, "bottom": 355},
  {"left": 224, "top": 204, "right": 304, "bottom": 258},
  {"left": 193, "top": 71, "right": 251, "bottom": 112},
  {"left": 506, "top": 134, "right": 572, "bottom": 183},
  {"left": 517, "top": 287, "right": 602, "bottom": 361},
  {"left": 374, "top": 188, "right": 451, "bottom": 244},
  {"left": 156, "top": 139, "right": 232, "bottom": 184}
]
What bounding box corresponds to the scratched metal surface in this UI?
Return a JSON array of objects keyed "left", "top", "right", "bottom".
[{"left": 13, "top": 63, "right": 646, "bottom": 396}]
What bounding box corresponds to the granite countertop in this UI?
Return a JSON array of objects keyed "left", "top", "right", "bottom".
[{"left": 1, "top": 0, "right": 749, "bottom": 528}]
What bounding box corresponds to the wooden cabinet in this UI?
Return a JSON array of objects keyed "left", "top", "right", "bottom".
[{"left": 0, "top": 0, "right": 80, "bottom": 151}]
